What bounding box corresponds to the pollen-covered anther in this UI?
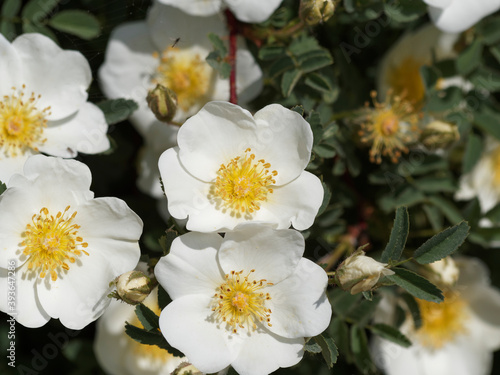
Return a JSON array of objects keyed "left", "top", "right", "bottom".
[
  {"left": 0, "top": 85, "right": 51, "bottom": 157},
  {"left": 212, "top": 269, "right": 273, "bottom": 333},
  {"left": 359, "top": 90, "right": 420, "bottom": 164},
  {"left": 210, "top": 148, "right": 277, "bottom": 216},
  {"left": 21, "top": 205, "right": 89, "bottom": 281}
]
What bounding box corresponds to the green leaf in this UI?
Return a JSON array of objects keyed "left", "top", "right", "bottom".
[
  {"left": 456, "top": 39, "right": 483, "bottom": 75},
  {"left": 22, "top": 0, "right": 61, "bottom": 22},
  {"left": 304, "top": 341, "right": 322, "bottom": 353},
  {"left": 414, "top": 221, "right": 470, "bottom": 264},
  {"left": 135, "top": 303, "right": 160, "bottom": 331},
  {"left": 490, "top": 45, "right": 500, "bottom": 65},
  {"left": 208, "top": 33, "right": 227, "bottom": 55},
  {"left": 350, "top": 325, "right": 375, "bottom": 374},
  {"left": 48, "top": 10, "right": 100, "bottom": 40},
  {"left": 1, "top": 0, "right": 21, "bottom": 18},
  {"left": 463, "top": 133, "right": 482, "bottom": 174},
  {"left": 474, "top": 106, "right": 500, "bottom": 140},
  {"left": 158, "top": 228, "right": 178, "bottom": 256},
  {"left": 383, "top": 0, "right": 427, "bottom": 22},
  {"left": 427, "top": 195, "right": 463, "bottom": 224},
  {"left": 412, "top": 175, "right": 457, "bottom": 193},
  {"left": 298, "top": 50, "right": 333, "bottom": 73},
  {"left": 268, "top": 55, "right": 296, "bottom": 77},
  {"left": 96, "top": 99, "right": 139, "bottom": 125},
  {"left": 22, "top": 22, "right": 57, "bottom": 42},
  {"left": 422, "top": 204, "right": 443, "bottom": 232},
  {"left": 124, "top": 323, "right": 184, "bottom": 357},
  {"left": 369, "top": 324, "right": 412, "bottom": 347},
  {"left": 329, "top": 317, "right": 350, "bottom": 361},
  {"left": 401, "top": 292, "right": 422, "bottom": 329},
  {"left": 314, "top": 334, "right": 338, "bottom": 368},
  {"left": 470, "top": 66, "right": 500, "bottom": 92},
  {"left": 304, "top": 72, "right": 333, "bottom": 93},
  {"left": 330, "top": 289, "right": 360, "bottom": 317},
  {"left": 0, "top": 20, "right": 16, "bottom": 41},
  {"left": 258, "top": 44, "right": 286, "bottom": 60},
  {"left": 313, "top": 143, "right": 336, "bottom": 158},
  {"left": 420, "top": 65, "right": 440, "bottom": 91},
  {"left": 477, "top": 17, "right": 500, "bottom": 45},
  {"left": 0, "top": 181, "right": 6, "bottom": 194},
  {"left": 349, "top": 295, "right": 382, "bottom": 327},
  {"left": 381, "top": 206, "right": 409, "bottom": 263},
  {"left": 387, "top": 267, "right": 443, "bottom": 303},
  {"left": 281, "top": 68, "right": 302, "bottom": 97}
]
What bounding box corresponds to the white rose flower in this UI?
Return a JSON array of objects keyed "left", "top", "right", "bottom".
[
  {"left": 377, "top": 24, "right": 461, "bottom": 107},
  {"left": 0, "top": 155, "right": 142, "bottom": 329},
  {"left": 0, "top": 33, "right": 109, "bottom": 184},
  {"left": 94, "top": 286, "right": 192, "bottom": 375},
  {"left": 154, "top": 224, "right": 332, "bottom": 375},
  {"left": 423, "top": 0, "right": 500, "bottom": 33},
  {"left": 158, "top": 101, "right": 324, "bottom": 232},
  {"left": 98, "top": 2, "right": 263, "bottom": 136},
  {"left": 455, "top": 136, "right": 500, "bottom": 213},
  {"left": 157, "top": 0, "right": 284, "bottom": 23},
  {"left": 336, "top": 250, "right": 394, "bottom": 294},
  {"left": 372, "top": 257, "right": 500, "bottom": 375}
]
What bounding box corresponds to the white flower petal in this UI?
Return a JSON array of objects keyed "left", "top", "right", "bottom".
[
  {"left": 159, "top": 295, "right": 236, "bottom": 374},
  {"left": 155, "top": 232, "right": 224, "bottom": 299},
  {"left": 177, "top": 101, "right": 258, "bottom": 181},
  {"left": 40, "top": 102, "right": 109, "bottom": 157},
  {"left": 13, "top": 33, "right": 91, "bottom": 120},
  {"left": 235, "top": 41, "right": 264, "bottom": 104},
  {"left": 219, "top": 225, "right": 304, "bottom": 283},
  {"left": 426, "top": 0, "right": 500, "bottom": 33},
  {"left": 231, "top": 330, "right": 304, "bottom": 375},
  {"left": 156, "top": 0, "right": 222, "bottom": 17},
  {"left": 147, "top": 2, "right": 225, "bottom": 50},
  {"left": 266, "top": 258, "right": 331, "bottom": 338},
  {"left": 226, "top": 0, "right": 283, "bottom": 23},
  {"left": 258, "top": 171, "right": 324, "bottom": 230},
  {"left": 0, "top": 266, "right": 51, "bottom": 328},
  {"left": 252, "top": 104, "right": 313, "bottom": 184},
  {"left": 0, "top": 152, "right": 32, "bottom": 185},
  {"left": 0, "top": 34, "right": 22, "bottom": 93}
]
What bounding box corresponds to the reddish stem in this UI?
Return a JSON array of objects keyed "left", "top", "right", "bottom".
[{"left": 225, "top": 9, "right": 238, "bottom": 104}]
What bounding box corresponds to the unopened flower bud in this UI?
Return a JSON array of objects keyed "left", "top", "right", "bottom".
[
  {"left": 146, "top": 84, "right": 178, "bottom": 123},
  {"left": 420, "top": 120, "right": 459, "bottom": 149},
  {"left": 115, "top": 270, "right": 153, "bottom": 305},
  {"left": 299, "top": 0, "right": 335, "bottom": 26},
  {"left": 335, "top": 250, "right": 394, "bottom": 294},
  {"left": 424, "top": 257, "right": 459, "bottom": 287}
]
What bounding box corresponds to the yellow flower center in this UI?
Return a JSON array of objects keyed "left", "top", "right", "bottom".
[
  {"left": 209, "top": 148, "right": 277, "bottom": 217},
  {"left": 129, "top": 303, "right": 174, "bottom": 362},
  {"left": 388, "top": 56, "right": 426, "bottom": 106},
  {"left": 359, "top": 91, "right": 420, "bottom": 164},
  {"left": 416, "top": 291, "right": 468, "bottom": 349},
  {"left": 153, "top": 47, "right": 211, "bottom": 112},
  {"left": 21, "top": 206, "right": 89, "bottom": 281},
  {"left": 0, "top": 86, "right": 50, "bottom": 157},
  {"left": 212, "top": 269, "right": 273, "bottom": 333}
]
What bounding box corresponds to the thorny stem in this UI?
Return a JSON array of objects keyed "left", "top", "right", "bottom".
[{"left": 225, "top": 9, "right": 238, "bottom": 104}]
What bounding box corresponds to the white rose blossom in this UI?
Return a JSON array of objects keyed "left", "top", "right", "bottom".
[
  {"left": 455, "top": 136, "right": 500, "bottom": 213},
  {"left": 0, "top": 155, "right": 142, "bottom": 329},
  {"left": 157, "top": 0, "right": 284, "bottom": 23},
  {"left": 94, "top": 285, "right": 193, "bottom": 375},
  {"left": 423, "top": 0, "right": 500, "bottom": 33},
  {"left": 98, "top": 2, "right": 263, "bottom": 136},
  {"left": 0, "top": 33, "right": 109, "bottom": 184},
  {"left": 158, "top": 101, "right": 324, "bottom": 232},
  {"left": 372, "top": 257, "right": 500, "bottom": 375},
  {"left": 154, "top": 224, "right": 332, "bottom": 375}
]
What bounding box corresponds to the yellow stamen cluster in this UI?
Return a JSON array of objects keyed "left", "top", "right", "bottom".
[
  {"left": 388, "top": 56, "right": 427, "bottom": 106},
  {"left": 416, "top": 291, "right": 468, "bottom": 349},
  {"left": 359, "top": 90, "right": 420, "bottom": 164},
  {"left": 153, "top": 47, "right": 211, "bottom": 112},
  {"left": 210, "top": 148, "right": 277, "bottom": 217},
  {"left": 0, "top": 85, "right": 50, "bottom": 157},
  {"left": 21, "top": 206, "right": 89, "bottom": 281},
  {"left": 212, "top": 269, "right": 273, "bottom": 333}
]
